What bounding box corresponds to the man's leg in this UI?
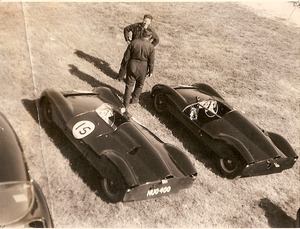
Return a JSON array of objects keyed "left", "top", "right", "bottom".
[
  {"left": 123, "top": 75, "right": 135, "bottom": 107},
  {"left": 131, "top": 75, "right": 146, "bottom": 103}
]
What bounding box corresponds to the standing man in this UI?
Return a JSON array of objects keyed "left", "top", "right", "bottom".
[
  {"left": 124, "top": 14, "right": 159, "bottom": 46},
  {"left": 117, "top": 14, "right": 159, "bottom": 80},
  {"left": 119, "top": 30, "right": 155, "bottom": 108}
]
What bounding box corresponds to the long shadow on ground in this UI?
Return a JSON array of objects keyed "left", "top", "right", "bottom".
[
  {"left": 68, "top": 64, "right": 123, "bottom": 97},
  {"left": 139, "top": 91, "right": 221, "bottom": 177},
  {"left": 22, "top": 98, "right": 111, "bottom": 203},
  {"left": 74, "top": 50, "right": 118, "bottom": 80},
  {"left": 259, "top": 198, "right": 295, "bottom": 228}
]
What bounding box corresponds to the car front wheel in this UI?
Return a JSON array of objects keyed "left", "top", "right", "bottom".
[
  {"left": 218, "top": 154, "right": 244, "bottom": 179},
  {"left": 153, "top": 91, "right": 167, "bottom": 114},
  {"left": 40, "top": 97, "right": 53, "bottom": 124},
  {"left": 101, "top": 173, "right": 126, "bottom": 203}
]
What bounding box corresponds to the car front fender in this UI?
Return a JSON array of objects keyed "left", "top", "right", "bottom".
[
  {"left": 217, "top": 133, "right": 255, "bottom": 163},
  {"left": 267, "top": 132, "right": 297, "bottom": 158},
  {"left": 92, "top": 87, "right": 123, "bottom": 108},
  {"left": 163, "top": 143, "right": 197, "bottom": 177},
  {"left": 102, "top": 150, "right": 138, "bottom": 187}
]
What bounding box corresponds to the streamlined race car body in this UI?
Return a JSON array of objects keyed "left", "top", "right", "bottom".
[
  {"left": 151, "top": 83, "right": 298, "bottom": 179},
  {"left": 0, "top": 112, "right": 53, "bottom": 228},
  {"left": 39, "top": 86, "right": 197, "bottom": 202}
]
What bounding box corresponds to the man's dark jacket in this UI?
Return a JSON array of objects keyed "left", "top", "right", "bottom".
[
  {"left": 121, "top": 38, "right": 155, "bottom": 78},
  {"left": 124, "top": 23, "right": 159, "bottom": 46}
]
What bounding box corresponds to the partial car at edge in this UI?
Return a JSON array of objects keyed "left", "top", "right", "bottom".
[{"left": 0, "top": 112, "right": 53, "bottom": 228}]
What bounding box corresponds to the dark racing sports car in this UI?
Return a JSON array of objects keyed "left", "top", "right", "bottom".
[
  {"left": 0, "top": 112, "right": 53, "bottom": 228},
  {"left": 151, "top": 83, "right": 298, "bottom": 179},
  {"left": 39, "top": 86, "right": 197, "bottom": 202}
]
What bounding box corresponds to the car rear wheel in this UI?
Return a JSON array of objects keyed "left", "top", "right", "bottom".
[
  {"left": 101, "top": 173, "right": 126, "bottom": 203},
  {"left": 40, "top": 97, "right": 53, "bottom": 124},
  {"left": 153, "top": 91, "right": 167, "bottom": 114},
  {"left": 218, "top": 154, "right": 244, "bottom": 179}
]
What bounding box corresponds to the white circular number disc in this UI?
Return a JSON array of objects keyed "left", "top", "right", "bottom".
[{"left": 72, "top": 120, "right": 95, "bottom": 139}]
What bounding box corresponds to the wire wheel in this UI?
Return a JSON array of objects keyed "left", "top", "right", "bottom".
[{"left": 218, "top": 154, "right": 244, "bottom": 179}]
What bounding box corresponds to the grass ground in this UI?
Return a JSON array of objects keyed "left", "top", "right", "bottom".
[{"left": 0, "top": 2, "right": 299, "bottom": 227}]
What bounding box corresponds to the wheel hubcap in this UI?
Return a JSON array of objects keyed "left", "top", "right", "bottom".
[
  {"left": 155, "top": 95, "right": 165, "bottom": 111},
  {"left": 220, "top": 158, "right": 237, "bottom": 173},
  {"left": 106, "top": 179, "right": 119, "bottom": 195}
]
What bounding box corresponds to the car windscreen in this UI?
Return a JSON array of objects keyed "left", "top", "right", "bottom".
[{"left": 0, "top": 181, "right": 34, "bottom": 225}]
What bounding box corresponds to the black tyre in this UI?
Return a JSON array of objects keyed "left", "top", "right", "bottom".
[
  {"left": 153, "top": 91, "right": 167, "bottom": 114},
  {"left": 40, "top": 97, "right": 53, "bottom": 124},
  {"left": 100, "top": 173, "right": 126, "bottom": 203},
  {"left": 217, "top": 153, "right": 244, "bottom": 179}
]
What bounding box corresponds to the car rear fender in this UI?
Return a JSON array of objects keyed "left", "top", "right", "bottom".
[
  {"left": 102, "top": 150, "right": 138, "bottom": 187},
  {"left": 192, "top": 83, "right": 224, "bottom": 100},
  {"left": 267, "top": 132, "right": 297, "bottom": 158},
  {"left": 92, "top": 87, "right": 123, "bottom": 108},
  {"left": 217, "top": 133, "right": 255, "bottom": 163},
  {"left": 41, "top": 89, "right": 74, "bottom": 122},
  {"left": 163, "top": 143, "right": 197, "bottom": 177},
  {"left": 151, "top": 84, "right": 188, "bottom": 112}
]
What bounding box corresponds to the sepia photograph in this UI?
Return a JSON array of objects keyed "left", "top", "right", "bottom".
[{"left": 0, "top": 0, "right": 299, "bottom": 227}]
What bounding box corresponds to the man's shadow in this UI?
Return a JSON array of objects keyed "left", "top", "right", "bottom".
[
  {"left": 21, "top": 98, "right": 113, "bottom": 203},
  {"left": 68, "top": 64, "right": 123, "bottom": 97},
  {"left": 259, "top": 198, "right": 296, "bottom": 228},
  {"left": 139, "top": 91, "right": 221, "bottom": 177},
  {"left": 74, "top": 50, "right": 119, "bottom": 80}
]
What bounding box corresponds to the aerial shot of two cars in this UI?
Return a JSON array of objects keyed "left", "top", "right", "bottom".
[{"left": 1, "top": 1, "right": 299, "bottom": 228}]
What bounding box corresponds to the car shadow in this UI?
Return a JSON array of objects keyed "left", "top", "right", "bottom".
[
  {"left": 22, "top": 98, "right": 112, "bottom": 203},
  {"left": 259, "top": 198, "right": 295, "bottom": 228},
  {"left": 68, "top": 64, "right": 123, "bottom": 98},
  {"left": 74, "top": 49, "right": 118, "bottom": 80},
  {"left": 139, "top": 91, "right": 221, "bottom": 177}
]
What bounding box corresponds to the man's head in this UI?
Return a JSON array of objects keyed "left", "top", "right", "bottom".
[
  {"left": 142, "top": 14, "right": 153, "bottom": 28},
  {"left": 142, "top": 30, "right": 153, "bottom": 40}
]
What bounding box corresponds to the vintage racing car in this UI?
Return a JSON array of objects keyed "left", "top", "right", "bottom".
[
  {"left": 0, "top": 112, "right": 53, "bottom": 228},
  {"left": 39, "top": 86, "right": 197, "bottom": 202},
  {"left": 151, "top": 83, "right": 298, "bottom": 179}
]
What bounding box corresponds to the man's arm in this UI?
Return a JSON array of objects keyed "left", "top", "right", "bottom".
[
  {"left": 149, "top": 27, "right": 159, "bottom": 46},
  {"left": 121, "top": 43, "right": 132, "bottom": 66},
  {"left": 147, "top": 47, "right": 155, "bottom": 76},
  {"left": 124, "top": 23, "right": 137, "bottom": 43}
]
